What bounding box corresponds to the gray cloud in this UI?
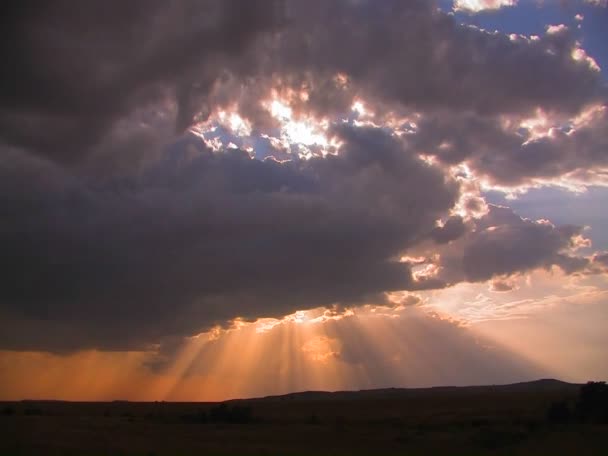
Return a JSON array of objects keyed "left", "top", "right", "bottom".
[
  {"left": 410, "top": 106, "right": 608, "bottom": 187},
  {"left": 206, "top": 1, "right": 607, "bottom": 187},
  {"left": 489, "top": 279, "right": 516, "bottom": 292},
  {"left": 1, "top": 0, "right": 606, "bottom": 353},
  {"left": 431, "top": 216, "right": 467, "bottom": 244},
  {"left": 434, "top": 205, "right": 590, "bottom": 285},
  {"left": 243, "top": 1, "right": 604, "bottom": 120},
  {"left": 0, "top": 0, "right": 282, "bottom": 162},
  {"left": 0, "top": 127, "right": 458, "bottom": 351}
]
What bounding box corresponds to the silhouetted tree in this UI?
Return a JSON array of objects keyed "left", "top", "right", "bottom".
[{"left": 576, "top": 381, "right": 608, "bottom": 423}]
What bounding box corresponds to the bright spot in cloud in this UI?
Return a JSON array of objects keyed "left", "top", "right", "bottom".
[
  {"left": 572, "top": 104, "right": 606, "bottom": 128},
  {"left": 218, "top": 110, "right": 252, "bottom": 137},
  {"left": 352, "top": 100, "right": 367, "bottom": 116},
  {"left": 453, "top": 0, "right": 518, "bottom": 13},
  {"left": 518, "top": 109, "right": 553, "bottom": 143},
  {"left": 546, "top": 24, "right": 568, "bottom": 35},
  {"left": 571, "top": 47, "right": 601, "bottom": 71},
  {"left": 270, "top": 99, "right": 293, "bottom": 119},
  {"left": 265, "top": 98, "right": 337, "bottom": 151}
]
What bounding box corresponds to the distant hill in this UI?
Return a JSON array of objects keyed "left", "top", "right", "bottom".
[{"left": 239, "top": 379, "right": 581, "bottom": 403}]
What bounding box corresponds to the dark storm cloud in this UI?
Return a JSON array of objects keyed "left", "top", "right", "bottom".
[
  {"left": 592, "top": 252, "right": 608, "bottom": 266},
  {"left": 409, "top": 106, "right": 608, "bottom": 186},
  {"left": 3, "top": 0, "right": 605, "bottom": 164},
  {"left": 203, "top": 1, "right": 607, "bottom": 186},
  {"left": 434, "top": 205, "right": 590, "bottom": 284},
  {"left": 1, "top": 0, "right": 606, "bottom": 353},
  {"left": 0, "top": 127, "right": 458, "bottom": 351},
  {"left": 588, "top": 251, "right": 608, "bottom": 273},
  {"left": 246, "top": 1, "right": 604, "bottom": 119},
  {"left": 430, "top": 216, "right": 467, "bottom": 244},
  {"left": 0, "top": 0, "right": 282, "bottom": 161}
]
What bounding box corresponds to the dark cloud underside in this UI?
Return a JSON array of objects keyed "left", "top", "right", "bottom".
[{"left": 0, "top": 0, "right": 605, "bottom": 352}]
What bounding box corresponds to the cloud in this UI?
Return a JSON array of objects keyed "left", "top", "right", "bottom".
[
  {"left": 409, "top": 104, "right": 608, "bottom": 188},
  {"left": 0, "top": 126, "right": 458, "bottom": 351},
  {"left": 430, "top": 205, "right": 591, "bottom": 285},
  {"left": 145, "top": 0, "right": 606, "bottom": 141},
  {"left": 431, "top": 216, "right": 467, "bottom": 244},
  {"left": 489, "top": 278, "right": 517, "bottom": 292},
  {"left": 264, "top": 1, "right": 603, "bottom": 121},
  {"left": 212, "top": 2, "right": 607, "bottom": 189},
  {"left": 453, "top": 0, "right": 518, "bottom": 13},
  {"left": 584, "top": 0, "right": 607, "bottom": 7},
  {"left": 0, "top": 0, "right": 283, "bottom": 162},
  {"left": 3, "top": 0, "right": 605, "bottom": 167},
  {"left": 589, "top": 251, "right": 608, "bottom": 273},
  {"left": 0, "top": 0, "right": 606, "bottom": 354}
]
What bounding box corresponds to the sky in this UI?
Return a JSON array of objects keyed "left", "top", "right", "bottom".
[{"left": 0, "top": 0, "right": 607, "bottom": 401}]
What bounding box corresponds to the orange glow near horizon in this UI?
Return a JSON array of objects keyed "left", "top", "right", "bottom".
[{"left": 2, "top": 279, "right": 607, "bottom": 402}]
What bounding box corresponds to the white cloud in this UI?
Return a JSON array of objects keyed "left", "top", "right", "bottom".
[{"left": 453, "top": 0, "right": 518, "bottom": 13}]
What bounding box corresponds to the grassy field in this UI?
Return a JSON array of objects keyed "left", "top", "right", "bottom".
[{"left": 1, "top": 379, "right": 607, "bottom": 455}]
